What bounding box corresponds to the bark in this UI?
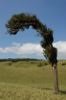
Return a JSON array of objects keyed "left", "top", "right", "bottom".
[{"left": 53, "top": 63, "right": 59, "bottom": 93}]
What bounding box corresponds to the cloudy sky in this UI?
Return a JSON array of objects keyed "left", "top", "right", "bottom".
[{"left": 0, "top": 0, "right": 66, "bottom": 59}]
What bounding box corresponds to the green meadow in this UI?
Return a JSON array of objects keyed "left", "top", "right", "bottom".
[{"left": 0, "top": 60, "right": 66, "bottom": 100}]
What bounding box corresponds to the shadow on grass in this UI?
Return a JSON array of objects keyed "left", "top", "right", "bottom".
[
  {"left": 40, "top": 87, "right": 66, "bottom": 94},
  {"left": 43, "top": 89, "right": 66, "bottom": 94},
  {"left": 59, "top": 90, "right": 66, "bottom": 94}
]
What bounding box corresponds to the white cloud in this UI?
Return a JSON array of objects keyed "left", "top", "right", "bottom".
[
  {"left": 53, "top": 41, "right": 66, "bottom": 53},
  {"left": 53, "top": 41, "right": 66, "bottom": 59},
  {"left": 0, "top": 43, "right": 43, "bottom": 55},
  {"left": 0, "top": 41, "right": 66, "bottom": 59}
]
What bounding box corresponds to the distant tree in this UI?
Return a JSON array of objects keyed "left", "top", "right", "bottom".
[{"left": 6, "top": 13, "right": 59, "bottom": 93}]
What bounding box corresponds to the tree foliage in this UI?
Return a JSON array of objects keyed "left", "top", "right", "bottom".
[{"left": 6, "top": 13, "right": 57, "bottom": 66}]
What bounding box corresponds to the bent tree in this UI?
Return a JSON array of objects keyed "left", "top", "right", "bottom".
[{"left": 6, "top": 13, "right": 59, "bottom": 93}]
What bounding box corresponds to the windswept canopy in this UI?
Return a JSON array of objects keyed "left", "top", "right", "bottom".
[{"left": 6, "top": 13, "right": 57, "bottom": 65}]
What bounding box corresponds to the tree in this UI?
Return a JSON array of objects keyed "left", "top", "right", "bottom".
[{"left": 6, "top": 13, "right": 59, "bottom": 93}]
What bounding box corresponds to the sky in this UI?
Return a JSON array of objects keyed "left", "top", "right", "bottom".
[{"left": 0, "top": 0, "right": 66, "bottom": 59}]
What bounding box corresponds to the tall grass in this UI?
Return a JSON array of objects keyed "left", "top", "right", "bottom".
[{"left": 0, "top": 60, "right": 66, "bottom": 100}]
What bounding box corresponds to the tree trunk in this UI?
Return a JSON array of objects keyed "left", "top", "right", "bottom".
[{"left": 53, "top": 63, "right": 59, "bottom": 93}]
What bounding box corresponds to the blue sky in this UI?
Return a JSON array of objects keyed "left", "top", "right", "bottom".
[{"left": 0, "top": 0, "right": 66, "bottom": 59}]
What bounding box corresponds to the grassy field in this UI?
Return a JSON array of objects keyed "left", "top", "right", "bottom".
[{"left": 0, "top": 60, "right": 66, "bottom": 100}]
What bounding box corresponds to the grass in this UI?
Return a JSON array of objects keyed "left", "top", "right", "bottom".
[{"left": 0, "top": 60, "right": 66, "bottom": 100}]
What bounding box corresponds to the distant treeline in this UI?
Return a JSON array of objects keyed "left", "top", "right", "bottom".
[{"left": 0, "top": 58, "right": 43, "bottom": 62}]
